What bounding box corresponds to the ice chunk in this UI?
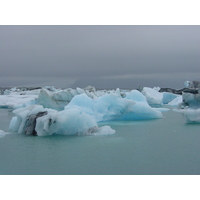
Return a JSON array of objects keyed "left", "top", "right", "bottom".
[
  {"left": 85, "top": 125, "right": 115, "bottom": 136},
  {"left": 175, "top": 108, "right": 200, "bottom": 123},
  {"left": 65, "top": 91, "right": 163, "bottom": 122},
  {"left": 181, "top": 92, "right": 200, "bottom": 108},
  {"left": 37, "top": 88, "right": 99, "bottom": 111},
  {"left": 84, "top": 85, "right": 96, "bottom": 92},
  {"left": 0, "top": 130, "right": 10, "bottom": 138},
  {"left": 125, "top": 90, "right": 147, "bottom": 102},
  {"left": 36, "top": 108, "right": 98, "bottom": 136},
  {"left": 9, "top": 105, "right": 46, "bottom": 134},
  {"left": 162, "top": 92, "right": 180, "bottom": 104},
  {"left": 9, "top": 116, "right": 20, "bottom": 132},
  {"left": 184, "top": 80, "right": 200, "bottom": 89},
  {"left": 76, "top": 87, "right": 85, "bottom": 95},
  {"left": 37, "top": 86, "right": 131, "bottom": 111},
  {"left": 0, "top": 94, "right": 37, "bottom": 109},
  {"left": 184, "top": 80, "right": 190, "bottom": 88},
  {"left": 9, "top": 88, "right": 165, "bottom": 136},
  {"left": 37, "top": 89, "right": 68, "bottom": 111},
  {"left": 25, "top": 111, "right": 48, "bottom": 135},
  {"left": 141, "top": 87, "right": 163, "bottom": 106},
  {"left": 9, "top": 105, "right": 115, "bottom": 136},
  {"left": 0, "top": 130, "right": 6, "bottom": 138},
  {"left": 168, "top": 96, "right": 182, "bottom": 107},
  {"left": 153, "top": 87, "right": 161, "bottom": 92}
]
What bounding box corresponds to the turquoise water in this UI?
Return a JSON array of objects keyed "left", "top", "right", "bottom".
[{"left": 1, "top": 109, "right": 200, "bottom": 175}]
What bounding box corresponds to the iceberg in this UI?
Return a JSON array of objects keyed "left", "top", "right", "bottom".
[
  {"left": 9, "top": 89, "right": 163, "bottom": 136},
  {"left": 172, "top": 80, "right": 200, "bottom": 122},
  {"left": 175, "top": 108, "right": 200, "bottom": 123},
  {"left": 184, "top": 80, "right": 200, "bottom": 89},
  {"left": 162, "top": 92, "right": 180, "bottom": 104},
  {"left": 141, "top": 87, "right": 163, "bottom": 106},
  {"left": 168, "top": 96, "right": 182, "bottom": 107},
  {"left": 37, "top": 89, "right": 70, "bottom": 111},
  {"left": 9, "top": 105, "right": 115, "bottom": 136},
  {"left": 37, "top": 87, "right": 130, "bottom": 111},
  {"left": 37, "top": 87, "right": 101, "bottom": 111},
  {"left": 0, "top": 94, "right": 38, "bottom": 109},
  {"left": 137, "top": 87, "right": 181, "bottom": 106},
  {"left": 65, "top": 90, "right": 163, "bottom": 122}
]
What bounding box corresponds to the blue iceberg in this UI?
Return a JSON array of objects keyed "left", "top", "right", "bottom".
[{"left": 65, "top": 90, "right": 163, "bottom": 122}]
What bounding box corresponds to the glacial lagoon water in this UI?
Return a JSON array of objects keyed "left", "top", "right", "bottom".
[{"left": 1, "top": 108, "right": 200, "bottom": 175}]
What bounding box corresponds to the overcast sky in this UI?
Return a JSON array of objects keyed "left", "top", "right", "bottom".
[{"left": 1, "top": 25, "right": 200, "bottom": 89}]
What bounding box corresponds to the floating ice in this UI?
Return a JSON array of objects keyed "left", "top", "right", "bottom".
[
  {"left": 168, "top": 96, "right": 182, "bottom": 107},
  {"left": 9, "top": 105, "right": 115, "bottom": 136},
  {"left": 153, "top": 87, "right": 161, "bottom": 92},
  {"left": 37, "top": 87, "right": 100, "bottom": 110},
  {"left": 9, "top": 89, "right": 163, "bottom": 136},
  {"left": 65, "top": 90, "right": 163, "bottom": 122},
  {"left": 0, "top": 130, "right": 10, "bottom": 138},
  {"left": 141, "top": 88, "right": 180, "bottom": 106},
  {"left": 184, "top": 80, "right": 190, "bottom": 88},
  {"left": 0, "top": 130, "right": 6, "bottom": 138},
  {"left": 125, "top": 90, "right": 147, "bottom": 102},
  {"left": 0, "top": 94, "right": 38, "bottom": 109},
  {"left": 162, "top": 92, "right": 180, "bottom": 104},
  {"left": 181, "top": 92, "right": 200, "bottom": 108},
  {"left": 37, "top": 89, "right": 69, "bottom": 111},
  {"left": 175, "top": 108, "right": 200, "bottom": 123},
  {"left": 141, "top": 87, "right": 163, "bottom": 106},
  {"left": 85, "top": 125, "right": 115, "bottom": 136},
  {"left": 37, "top": 87, "right": 131, "bottom": 111},
  {"left": 184, "top": 80, "right": 200, "bottom": 89}
]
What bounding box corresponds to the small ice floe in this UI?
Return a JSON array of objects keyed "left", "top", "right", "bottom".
[
  {"left": 174, "top": 108, "right": 200, "bottom": 123},
  {"left": 0, "top": 130, "right": 10, "bottom": 138},
  {"left": 85, "top": 126, "right": 115, "bottom": 136}
]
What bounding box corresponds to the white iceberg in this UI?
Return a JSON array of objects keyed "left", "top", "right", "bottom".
[
  {"left": 37, "top": 87, "right": 100, "bottom": 110},
  {"left": 0, "top": 94, "right": 38, "bottom": 109},
  {"left": 162, "top": 92, "right": 180, "bottom": 104},
  {"left": 37, "top": 87, "right": 130, "bottom": 111},
  {"left": 182, "top": 92, "right": 200, "bottom": 108},
  {"left": 168, "top": 96, "right": 182, "bottom": 107},
  {"left": 9, "top": 105, "right": 115, "bottom": 136},
  {"left": 141, "top": 87, "right": 180, "bottom": 106},
  {"left": 37, "top": 89, "right": 70, "bottom": 111},
  {"left": 141, "top": 87, "right": 163, "bottom": 106},
  {"left": 175, "top": 108, "right": 200, "bottom": 123}
]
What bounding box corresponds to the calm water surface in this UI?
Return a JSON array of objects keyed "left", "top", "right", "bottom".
[{"left": 0, "top": 109, "right": 200, "bottom": 175}]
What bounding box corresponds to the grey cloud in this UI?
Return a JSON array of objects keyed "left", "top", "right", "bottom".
[{"left": 0, "top": 26, "right": 200, "bottom": 88}]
